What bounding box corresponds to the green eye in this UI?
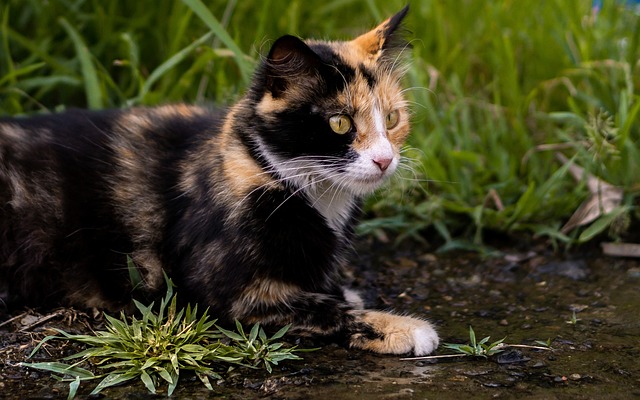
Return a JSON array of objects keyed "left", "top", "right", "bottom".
[
  {"left": 386, "top": 110, "right": 400, "bottom": 129},
  {"left": 329, "top": 114, "right": 352, "bottom": 135}
]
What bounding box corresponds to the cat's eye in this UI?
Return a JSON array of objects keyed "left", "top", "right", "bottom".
[
  {"left": 329, "top": 115, "right": 352, "bottom": 135},
  {"left": 386, "top": 110, "right": 400, "bottom": 130}
]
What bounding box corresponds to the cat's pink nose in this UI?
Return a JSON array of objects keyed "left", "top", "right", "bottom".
[{"left": 372, "top": 157, "right": 392, "bottom": 171}]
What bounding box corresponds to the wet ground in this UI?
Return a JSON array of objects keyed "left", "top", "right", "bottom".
[{"left": 1, "top": 238, "right": 639, "bottom": 399}]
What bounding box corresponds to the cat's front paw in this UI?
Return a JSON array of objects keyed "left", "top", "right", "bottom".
[{"left": 348, "top": 310, "right": 439, "bottom": 356}]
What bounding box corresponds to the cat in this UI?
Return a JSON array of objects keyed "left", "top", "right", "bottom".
[{"left": 0, "top": 6, "right": 438, "bottom": 355}]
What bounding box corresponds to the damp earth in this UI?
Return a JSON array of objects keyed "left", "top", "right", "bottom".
[{"left": 1, "top": 238, "right": 639, "bottom": 399}]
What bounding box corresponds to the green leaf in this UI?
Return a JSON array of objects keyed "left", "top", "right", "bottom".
[
  {"left": 22, "top": 362, "right": 95, "bottom": 379},
  {"left": 180, "top": 344, "right": 207, "bottom": 353},
  {"left": 127, "top": 256, "right": 144, "bottom": 291},
  {"left": 248, "top": 323, "right": 260, "bottom": 345},
  {"left": 58, "top": 17, "right": 102, "bottom": 109},
  {"left": 270, "top": 324, "right": 292, "bottom": 341},
  {"left": 0, "top": 62, "right": 46, "bottom": 87},
  {"left": 167, "top": 369, "right": 180, "bottom": 396},
  {"left": 91, "top": 372, "right": 138, "bottom": 394},
  {"left": 196, "top": 372, "right": 214, "bottom": 390},
  {"left": 578, "top": 206, "right": 630, "bottom": 242},
  {"left": 156, "top": 367, "right": 174, "bottom": 385},
  {"left": 140, "top": 370, "right": 156, "bottom": 394},
  {"left": 181, "top": 0, "right": 253, "bottom": 83},
  {"left": 28, "top": 334, "right": 65, "bottom": 358},
  {"left": 68, "top": 375, "right": 81, "bottom": 400},
  {"left": 216, "top": 325, "right": 244, "bottom": 341},
  {"left": 468, "top": 326, "right": 477, "bottom": 348},
  {"left": 132, "top": 31, "right": 214, "bottom": 105}
]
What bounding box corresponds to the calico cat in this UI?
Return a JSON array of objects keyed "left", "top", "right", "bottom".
[{"left": 0, "top": 6, "right": 438, "bottom": 355}]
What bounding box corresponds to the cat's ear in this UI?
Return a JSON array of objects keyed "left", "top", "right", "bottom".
[
  {"left": 265, "top": 35, "right": 321, "bottom": 98},
  {"left": 352, "top": 5, "right": 410, "bottom": 60}
]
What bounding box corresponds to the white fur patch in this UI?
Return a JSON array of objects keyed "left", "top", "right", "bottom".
[
  {"left": 411, "top": 322, "right": 440, "bottom": 356},
  {"left": 254, "top": 136, "right": 357, "bottom": 232},
  {"left": 343, "top": 287, "right": 365, "bottom": 309}
]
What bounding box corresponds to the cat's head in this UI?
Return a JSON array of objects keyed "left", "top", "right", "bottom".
[{"left": 249, "top": 6, "right": 411, "bottom": 198}]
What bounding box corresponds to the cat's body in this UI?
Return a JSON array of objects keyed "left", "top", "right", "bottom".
[{"left": 0, "top": 7, "right": 438, "bottom": 355}]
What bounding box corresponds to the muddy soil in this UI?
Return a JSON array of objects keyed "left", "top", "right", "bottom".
[{"left": 1, "top": 239, "right": 639, "bottom": 399}]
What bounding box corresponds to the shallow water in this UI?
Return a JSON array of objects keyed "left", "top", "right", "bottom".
[{"left": 1, "top": 241, "right": 639, "bottom": 399}]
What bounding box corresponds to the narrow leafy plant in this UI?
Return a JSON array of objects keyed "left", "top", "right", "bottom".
[
  {"left": 400, "top": 326, "right": 552, "bottom": 362},
  {"left": 22, "top": 277, "right": 309, "bottom": 398},
  {"left": 216, "top": 320, "right": 306, "bottom": 373},
  {"left": 442, "top": 326, "right": 507, "bottom": 358}
]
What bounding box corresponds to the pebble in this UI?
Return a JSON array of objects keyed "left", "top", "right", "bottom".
[
  {"left": 537, "top": 260, "right": 589, "bottom": 280},
  {"left": 569, "top": 373, "right": 582, "bottom": 381},
  {"left": 532, "top": 361, "right": 546, "bottom": 368},
  {"left": 496, "top": 350, "right": 531, "bottom": 364},
  {"left": 627, "top": 267, "right": 640, "bottom": 279},
  {"left": 20, "top": 315, "right": 40, "bottom": 326}
]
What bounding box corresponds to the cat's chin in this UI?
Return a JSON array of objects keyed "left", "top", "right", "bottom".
[{"left": 347, "top": 175, "right": 390, "bottom": 195}]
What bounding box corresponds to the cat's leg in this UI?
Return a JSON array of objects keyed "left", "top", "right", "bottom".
[
  {"left": 231, "top": 286, "right": 438, "bottom": 356},
  {"left": 339, "top": 288, "right": 438, "bottom": 355}
]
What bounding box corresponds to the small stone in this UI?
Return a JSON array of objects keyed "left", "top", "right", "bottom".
[
  {"left": 627, "top": 268, "right": 640, "bottom": 279},
  {"left": 419, "top": 253, "right": 437, "bottom": 263},
  {"left": 532, "top": 361, "right": 546, "bottom": 368},
  {"left": 496, "top": 350, "right": 530, "bottom": 364},
  {"left": 569, "top": 373, "right": 581, "bottom": 381},
  {"left": 499, "top": 319, "right": 509, "bottom": 326},
  {"left": 20, "top": 315, "right": 39, "bottom": 326},
  {"left": 537, "top": 260, "right": 589, "bottom": 280}
]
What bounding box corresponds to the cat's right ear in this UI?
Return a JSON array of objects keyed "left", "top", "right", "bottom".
[{"left": 265, "top": 35, "right": 321, "bottom": 98}]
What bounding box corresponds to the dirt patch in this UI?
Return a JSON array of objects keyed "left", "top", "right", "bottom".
[{"left": 1, "top": 239, "right": 640, "bottom": 398}]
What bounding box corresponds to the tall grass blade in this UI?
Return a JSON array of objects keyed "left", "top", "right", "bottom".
[
  {"left": 181, "top": 0, "right": 253, "bottom": 83},
  {"left": 131, "top": 32, "right": 214, "bottom": 105},
  {"left": 58, "top": 17, "right": 102, "bottom": 109}
]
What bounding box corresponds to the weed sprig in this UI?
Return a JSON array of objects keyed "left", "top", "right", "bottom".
[
  {"left": 400, "top": 326, "right": 552, "bottom": 362},
  {"left": 22, "top": 278, "right": 309, "bottom": 398}
]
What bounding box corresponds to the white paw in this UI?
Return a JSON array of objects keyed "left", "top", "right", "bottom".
[
  {"left": 411, "top": 322, "right": 439, "bottom": 356},
  {"left": 349, "top": 310, "right": 439, "bottom": 355}
]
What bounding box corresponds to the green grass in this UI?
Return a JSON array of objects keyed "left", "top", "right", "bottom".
[
  {"left": 1, "top": 0, "right": 639, "bottom": 247},
  {"left": 23, "top": 277, "right": 309, "bottom": 397}
]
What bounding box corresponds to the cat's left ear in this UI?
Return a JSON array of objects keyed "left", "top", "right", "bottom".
[{"left": 352, "top": 5, "right": 410, "bottom": 60}]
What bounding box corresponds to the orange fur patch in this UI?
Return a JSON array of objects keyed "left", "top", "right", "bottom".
[
  {"left": 351, "top": 16, "right": 395, "bottom": 58},
  {"left": 219, "top": 104, "right": 279, "bottom": 199},
  {"left": 231, "top": 279, "right": 300, "bottom": 319}
]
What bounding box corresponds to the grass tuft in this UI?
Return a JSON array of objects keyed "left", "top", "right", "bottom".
[{"left": 23, "top": 276, "right": 309, "bottom": 397}]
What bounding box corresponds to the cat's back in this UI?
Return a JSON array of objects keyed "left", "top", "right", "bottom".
[
  {"left": 0, "top": 105, "right": 225, "bottom": 308},
  {"left": 0, "top": 105, "right": 222, "bottom": 162}
]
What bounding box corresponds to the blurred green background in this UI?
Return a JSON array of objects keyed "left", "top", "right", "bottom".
[{"left": 1, "top": 0, "right": 639, "bottom": 250}]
